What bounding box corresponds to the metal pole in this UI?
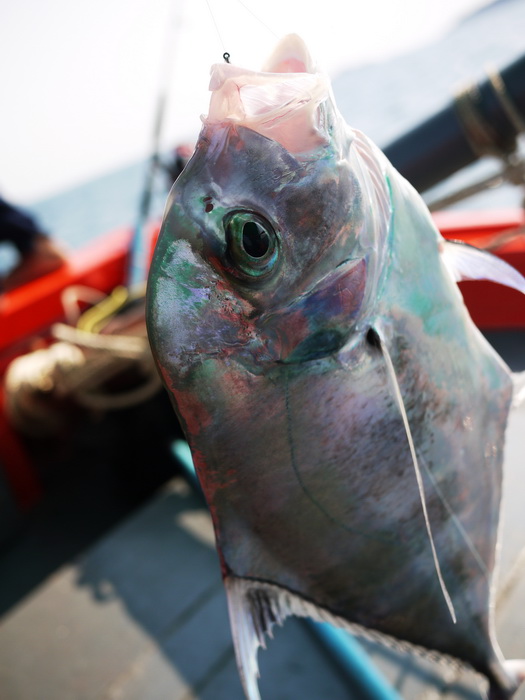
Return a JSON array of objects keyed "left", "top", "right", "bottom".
[
  {"left": 126, "top": 2, "right": 183, "bottom": 288},
  {"left": 384, "top": 53, "right": 525, "bottom": 192}
]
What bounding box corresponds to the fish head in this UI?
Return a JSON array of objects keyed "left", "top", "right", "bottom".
[{"left": 147, "top": 34, "right": 391, "bottom": 388}]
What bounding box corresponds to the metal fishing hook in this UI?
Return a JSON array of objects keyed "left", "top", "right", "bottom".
[{"left": 223, "top": 52, "right": 230, "bottom": 63}]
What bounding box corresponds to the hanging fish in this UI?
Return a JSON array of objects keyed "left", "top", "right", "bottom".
[{"left": 146, "top": 34, "right": 525, "bottom": 700}]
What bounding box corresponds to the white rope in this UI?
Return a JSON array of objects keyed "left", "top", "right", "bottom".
[
  {"left": 52, "top": 323, "right": 148, "bottom": 359},
  {"left": 60, "top": 285, "right": 107, "bottom": 325},
  {"left": 4, "top": 311, "right": 162, "bottom": 435}
]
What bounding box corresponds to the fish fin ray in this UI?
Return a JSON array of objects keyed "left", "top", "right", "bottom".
[
  {"left": 512, "top": 371, "right": 525, "bottom": 407},
  {"left": 441, "top": 240, "right": 525, "bottom": 293},
  {"left": 225, "top": 578, "right": 466, "bottom": 671},
  {"left": 419, "top": 454, "right": 490, "bottom": 578},
  {"left": 225, "top": 577, "right": 289, "bottom": 700},
  {"left": 373, "top": 326, "right": 457, "bottom": 623},
  {"left": 488, "top": 659, "right": 525, "bottom": 699},
  {"left": 227, "top": 578, "right": 522, "bottom": 699}
]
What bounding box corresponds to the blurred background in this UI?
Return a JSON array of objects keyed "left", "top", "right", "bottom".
[
  {"left": 1, "top": 1, "right": 525, "bottom": 698},
  {"left": 0, "top": 0, "right": 500, "bottom": 199},
  {"left": 1, "top": 0, "right": 523, "bottom": 256}
]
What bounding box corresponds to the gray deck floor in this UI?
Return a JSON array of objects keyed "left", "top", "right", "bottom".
[{"left": 0, "top": 336, "right": 524, "bottom": 699}]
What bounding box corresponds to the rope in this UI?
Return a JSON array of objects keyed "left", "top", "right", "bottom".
[
  {"left": 488, "top": 68, "right": 525, "bottom": 136},
  {"left": 52, "top": 323, "right": 148, "bottom": 359},
  {"left": 440, "top": 67, "right": 525, "bottom": 210},
  {"left": 76, "top": 285, "right": 129, "bottom": 333},
  {"left": 454, "top": 82, "right": 509, "bottom": 159},
  {"left": 4, "top": 286, "right": 162, "bottom": 436}
]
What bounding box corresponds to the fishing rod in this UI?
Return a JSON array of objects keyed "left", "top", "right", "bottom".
[
  {"left": 384, "top": 53, "right": 525, "bottom": 194},
  {"left": 128, "top": 0, "right": 276, "bottom": 289},
  {"left": 126, "top": 2, "right": 183, "bottom": 289}
]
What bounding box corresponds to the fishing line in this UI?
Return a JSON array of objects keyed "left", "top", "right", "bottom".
[
  {"left": 127, "top": 0, "right": 184, "bottom": 287},
  {"left": 419, "top": 454, "right": 489, "bottom": 580},
  {"left": 369, "top": 323, "right": 489, "bottom": 580},
  {"left": 235, "top": 0, "right": 279, "bottom": 39},
  {"left": 205, "top": 0, "right": 279, "bottom": 65},
  {"left": 204, "top": 0, "right": 229, "bottom": 59},
  {"left": 372, "top": 326, "right": 457, "bottom": 624}
]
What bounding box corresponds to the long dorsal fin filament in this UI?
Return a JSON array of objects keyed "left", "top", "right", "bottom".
[{"left": 372, "top": 326, "right": 457, "bottom": 624}]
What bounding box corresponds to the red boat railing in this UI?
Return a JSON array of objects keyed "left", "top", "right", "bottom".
[
  {"left": 1, "top": 212, "right": 523, "bottom": 376},
  {"left": 0, "top": 213, "right": 523, "bottom": 513}
]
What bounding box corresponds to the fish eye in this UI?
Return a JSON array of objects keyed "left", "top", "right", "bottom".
[{"left": 224, "top": 211, "right": 279, "bottom": 279}]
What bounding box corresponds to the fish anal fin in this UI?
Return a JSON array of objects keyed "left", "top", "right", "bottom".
[
  {"left": 441, "top": 240, "right": 525, "bottom": 294},
  {"left": 224, "top": 576, "right": 362, "bottom": 699},
  {"left": 225, "top": 577, "right": 287, "bottom": 700}
]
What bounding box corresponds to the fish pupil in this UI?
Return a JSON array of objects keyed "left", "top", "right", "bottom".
[
  {"left": 242, "top": 222, "right": 270, "bottom": 258},
  {"left": 223, "top": 210, "right": 278, "bottom": 280}
]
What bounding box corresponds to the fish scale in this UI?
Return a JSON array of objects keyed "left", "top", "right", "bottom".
[{"left": 147, "top": 34, "right": 525, "bottom": 700}]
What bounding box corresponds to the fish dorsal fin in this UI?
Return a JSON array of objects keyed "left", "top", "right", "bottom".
[
  {"left": 441, "top": 240, "right": 525, "bottom": 293},
  {"left": 371, "top": 326, "right": 457, "bottom": 624}
]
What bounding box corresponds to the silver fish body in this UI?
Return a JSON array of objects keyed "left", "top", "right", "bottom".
[{"left": 147, "top": 35, "right": 525, "bottom": 700}]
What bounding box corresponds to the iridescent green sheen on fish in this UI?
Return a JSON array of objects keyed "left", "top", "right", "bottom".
[{"left": 146, "top": 34, "right": 525, "bottom": 700}]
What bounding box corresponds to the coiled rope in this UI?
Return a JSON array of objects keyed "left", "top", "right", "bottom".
[{"left": 4, "top": 286, "right": 161, "bottom": 437}]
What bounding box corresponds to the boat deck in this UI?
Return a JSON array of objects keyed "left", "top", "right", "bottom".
[{"left": 0, "top": 332, "right": 524, "bottom": 700}]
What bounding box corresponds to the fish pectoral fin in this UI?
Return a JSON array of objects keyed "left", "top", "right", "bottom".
[{"left": 441, "top": 240, "right": 525, "bottom": 294}]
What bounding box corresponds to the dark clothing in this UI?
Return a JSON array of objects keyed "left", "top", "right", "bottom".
[{"left": 0, "top": 197, "right": 43, "bottom": 255}]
